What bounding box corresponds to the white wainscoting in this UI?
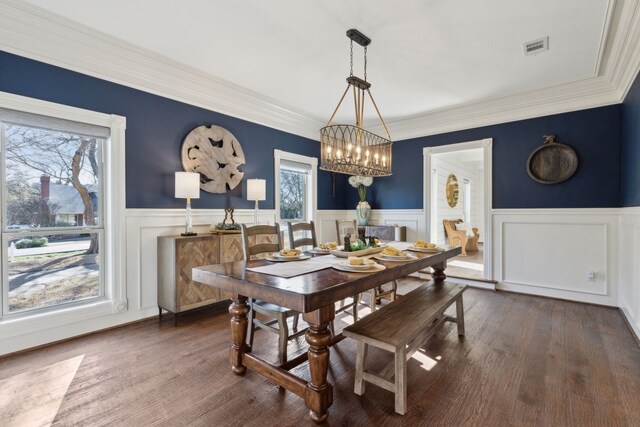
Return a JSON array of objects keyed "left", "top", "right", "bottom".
[
  {"left": 316, "top": 209, "right": 426, "bottom": 244},
  {"left": 125, "top": 208, "right": 276, "bottom": 312},
  {"left": 619, "top": 207, "right": 640, "bottom": 339},
  {"left": 5, "top": 206, "right": 638, "bottom": 356},
  {"left": 493, "top": 209, "right": 620, "bottom": 306}
]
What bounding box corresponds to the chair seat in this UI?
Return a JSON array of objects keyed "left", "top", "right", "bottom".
[{"left": 254, "top": 300, "right": 297, "bottom": 315}]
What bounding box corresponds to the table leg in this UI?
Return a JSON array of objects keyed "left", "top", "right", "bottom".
[
  {"left": 303, "top": 305, "right": 335, "bottom": 424},
  {"left": 229, "top": 295, "right": 250, "bottom": 375},
  {"left": 432, "top": 261, "right": 447, "bottom": 282}
]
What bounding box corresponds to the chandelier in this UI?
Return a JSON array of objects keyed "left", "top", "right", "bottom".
[{"left": 320, "top": 29, "right": 392, "bottom": 177}]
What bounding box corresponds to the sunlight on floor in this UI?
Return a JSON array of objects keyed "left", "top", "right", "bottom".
[
  {"left": 0, "top": 354, "right": 84, "bottom": 426},
  {"left": 449, "top": 260, "right": 484, "bottom": 271},
  {"left": 412, "top": 350, "right": 440, "bottom": 371}
]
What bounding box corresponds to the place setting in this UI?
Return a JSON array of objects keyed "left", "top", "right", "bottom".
[
  {"left": 332, "top": 256, "right": 386, "bottom": 273},
  {"left": 308, "top": 241, "right": 340, "bottom": 255},
  {"left": 406, "top": 240, "right": 446, "bottom": 253},
  {"left": 372, "top": 246, "right": 418, "bottom": 262},
  {"left": 265, "top": 248, "right": 311, "bottom": 262}
]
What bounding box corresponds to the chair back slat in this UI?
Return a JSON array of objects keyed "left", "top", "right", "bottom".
[
  {"left": 241, "top": 223, "right": 283, "bottom": 260},
  {"left": 288, "top": 221, "right": 317, "bottom": 250}
]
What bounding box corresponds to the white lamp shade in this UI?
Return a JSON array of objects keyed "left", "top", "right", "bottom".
[
  {"left": 247, "top": 179, "right": 266, "bottom": 201},
  {"left": 175, "top": 172, "right": 200, "bottom": 199}
]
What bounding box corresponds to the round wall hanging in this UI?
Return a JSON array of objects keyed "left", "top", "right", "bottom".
[
  {"left": 446, "top": 174, "right": 459, "bottom": 207},
  {"left": 526, "top": 135, "right": 578, "bottom": 184},
  {"left": 181, "top": 125, "right": 245, "bottom": 194}
]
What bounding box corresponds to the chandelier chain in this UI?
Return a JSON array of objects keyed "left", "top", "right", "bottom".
[
  {"left": 350, "top": 39, "right": 354, "bottom": 76},
  {"left": 364, "top": 46, "right": 367, "bottom": 82}
]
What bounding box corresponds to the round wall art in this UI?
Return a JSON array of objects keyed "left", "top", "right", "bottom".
[
  {"left": 526, "top": 135, "right": 578, "bottom": 184},
  {"left": 181, "top": 125, "right": 246, "bottom": 194},
  {"left": 446, "top": 174, "right": 459, "bottom": 207}
]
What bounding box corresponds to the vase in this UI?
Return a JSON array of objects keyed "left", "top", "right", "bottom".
[{"left": 356, "top": 201, "right": 372, "bottom": 226}]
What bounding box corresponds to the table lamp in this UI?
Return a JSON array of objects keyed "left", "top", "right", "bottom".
[
  {"left": 247, "top": 178, "right": 266, "bottom": 226},
  {"left": 175, "top": 171, "right": 200, "bottom": 236}
]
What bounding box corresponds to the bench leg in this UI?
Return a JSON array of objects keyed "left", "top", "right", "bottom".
[
  {"left": 354, "top": 341, "right": 367, "bottom": 396},
  {"left": 394, "top": 349, "right": 407, "bottom": 415},
  {"left": 456, "top": 296, "right": 465, "bottom": 337}
]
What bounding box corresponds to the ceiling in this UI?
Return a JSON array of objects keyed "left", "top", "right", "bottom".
[
  {"left": 3, "top": 0, "right": 639, "bottom": 140},
  {"left": 435, "top": 149, "right": 484, "bottom": 170}
]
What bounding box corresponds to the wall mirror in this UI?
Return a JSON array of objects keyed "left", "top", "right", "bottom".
[{"left": 446, "top": 173, "right": 459, "bottom": 207}]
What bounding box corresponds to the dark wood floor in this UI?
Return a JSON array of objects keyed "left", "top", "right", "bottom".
[
  {"left": 1, "top": 282, "right": 639, "bottom": 426},
  {"left": 446, "top": 243, "right": 484, "bottom": 280}
]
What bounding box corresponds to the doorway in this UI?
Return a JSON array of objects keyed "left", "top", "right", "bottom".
[{"left": 423, "top": 139, "right": 492, "bottom": 281}]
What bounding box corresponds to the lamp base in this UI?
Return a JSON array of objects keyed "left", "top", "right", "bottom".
[{"left": 181, "top": 232, "right": 198, "bottom": 236}]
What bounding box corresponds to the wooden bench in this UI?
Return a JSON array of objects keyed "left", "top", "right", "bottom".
[{"left": 343, "top": 281, "right": 467, "bottom": 415}]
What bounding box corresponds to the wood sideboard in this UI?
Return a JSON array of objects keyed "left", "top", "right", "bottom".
[{"left": 157, "top": 233, "right": 243, "bottom": 324}]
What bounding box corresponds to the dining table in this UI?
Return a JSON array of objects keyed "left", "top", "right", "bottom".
[{"left": 192, "top": 243, "right": 461, "bottom": 423}]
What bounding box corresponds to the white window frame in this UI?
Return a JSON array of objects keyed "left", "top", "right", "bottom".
[
  {"left": 0, "top": 91, "right": 126, "bottom": 334},
  {"left": 274, "top": 149, "right": 317, "bottom": 226}
]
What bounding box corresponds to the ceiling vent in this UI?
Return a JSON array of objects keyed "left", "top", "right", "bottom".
[{"left": 523, "top": 37, "right": 549, "bottom": 56}]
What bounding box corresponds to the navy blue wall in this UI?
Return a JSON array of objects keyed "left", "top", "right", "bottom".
[
  {"left": 0, "top": 51, "right": 346, "bottom": 210},
  {"left": 621, "top": 70, "right": 640, "bottom": 207},
  {"left": 357, "top": 106, "right": 622, "bottom": 209},
  {"left": 1, "top": 51, "right": 627, "bottom": 211}
]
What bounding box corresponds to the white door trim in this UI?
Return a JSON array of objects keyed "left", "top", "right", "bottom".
[{"left": 423, "top": 138, "right": 493, "bottom": 280}]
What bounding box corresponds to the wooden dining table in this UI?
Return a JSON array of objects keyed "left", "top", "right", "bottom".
[{"left": 192, "top": 245, "right": 461, "bottom": 423}]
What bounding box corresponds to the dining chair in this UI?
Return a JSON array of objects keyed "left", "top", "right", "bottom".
[
  {"left": 335, "top": 220, "right": 397, "bottom": 313},
  {"left": 241, "top": 223, "right": 307, "bottom": 364},
  {"left": 336, "top": 219, "right": 358, "bottom": 243},
  {"left": 288, "top": 221, "right": 317, "bottom": 250}
]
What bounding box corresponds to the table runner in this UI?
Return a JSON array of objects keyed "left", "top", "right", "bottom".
[{"left": 246, "top": 254, "right": 341, "bottom": 278}]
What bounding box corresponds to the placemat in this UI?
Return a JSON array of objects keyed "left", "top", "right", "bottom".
[{"left": 246, "top": 255, "right": 340, "bottom": 278}]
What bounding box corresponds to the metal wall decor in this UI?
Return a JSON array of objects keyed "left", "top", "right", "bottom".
[
  {"left": 320, "top": 29, "right": 393, "bottom": 177},
  {"left": 181, "top": 125, "right": 245, "bottom": 193},
  {"left": 446, "top": 174, "right": 459, "bottom": 207},
  {"left": 526, "top": 135, "right": 578, "bottom": 184}
]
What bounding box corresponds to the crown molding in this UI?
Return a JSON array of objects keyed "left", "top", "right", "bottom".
[
  {"left": 0, "top": 0, "right": 324, "bottom": 141},
  {"left": 1, "top": 0, "right": 640, "bottom": 143},
  {"left": 386, "top": 76, "right": 620, "bottom": 141}
]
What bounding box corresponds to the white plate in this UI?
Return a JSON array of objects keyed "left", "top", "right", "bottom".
[
  {"left": 375, "top": 253, "right": 416, "bottom": 261},
  {"left": 406, "top": 245, "right": 445, "bottom": 253},
  {"left": 312, "top": 247, "right": 332, "bottom": 253},
  {"left": 333, "top": 262, "right": 386, "bottom": 273},
  {"left": 340, "top": 261, "right": 376, "bottom": 270},
  {"left": 379, "top": 252, "right": 412, "bottom": 259},
  {"left": 266, "top": 254, "right": 311, "bottom": 262}
]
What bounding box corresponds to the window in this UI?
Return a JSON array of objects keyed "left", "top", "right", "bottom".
[
  {"left": 274, "top": 150, "right": 317, "bottom": 226},
  {"left": 0, "top": 93, "right": 126, "bottom": 323}
]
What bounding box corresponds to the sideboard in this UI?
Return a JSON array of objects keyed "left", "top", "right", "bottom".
[
  {"left": 359, "top": 225, "right": 407, "bottom": 242},
  {"left": 157, "top": 232, "right": 243, "bottom": 325}
]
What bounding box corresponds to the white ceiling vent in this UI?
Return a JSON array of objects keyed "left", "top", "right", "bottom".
[{"left": 523, "top": 37, "right": 549, "bottom": 56}]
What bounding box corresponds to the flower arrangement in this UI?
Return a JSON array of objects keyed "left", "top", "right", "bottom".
[{"left": 348, "top": 175, "right": 373, "bottom": 202}]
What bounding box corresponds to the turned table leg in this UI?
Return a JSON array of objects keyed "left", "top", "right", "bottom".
[
  {"left": 229, "top": 295, "right": 250, "bottom": 375},
  {"left": 303, "top": 305, "right": 335, "bottom": 424},
  {"left": 432, "top": 261, "right": 447, "bottom": 282}
]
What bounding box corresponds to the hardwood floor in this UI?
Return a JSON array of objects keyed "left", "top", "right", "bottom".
[
  {"left": 445, "top": 243, "right": 484, "bottom": 281},
  {"left": 1, "top": 282, "right": 639, "bottom": 426}
]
